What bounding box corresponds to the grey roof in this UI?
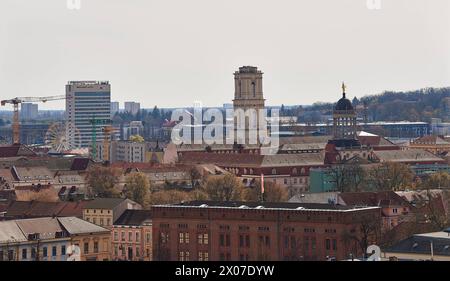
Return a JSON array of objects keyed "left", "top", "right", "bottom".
[
  {"left": 114, "top": 209, "right": 152, "bottom": 226},
  {"left": 15, "top": 217, "right": 64, "bottom": 240},
  {"left": 159, "top": 200, "right": 380, "bottom": 212},
  {"left": 57, "top": 217, "right": 109, "bottom": 234},
  {"left": 0, "top": 220, "right": 28, "bottom": 243},
  {"left": 84, "top": 198, "right": 125, "bottom": 209},
  {"left": 373, "top": 149, "right": 444, "bottom": 163},
  {"left": 289, "top": 192, "right": 340, "bottom": 204},
  {"left": 261, "top": 153, "right": 324, "bottom": 167},
  {"left": 387, "top": 232, "right": 450, "bottom": 257}
]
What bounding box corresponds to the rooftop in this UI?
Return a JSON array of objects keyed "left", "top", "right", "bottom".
[
  {"left": 114, "top": 209, "right": 152, "bottom": 226},
  {"left": 84, "top": 198, "right": 126, "bottom": 209},
  {"left": 58, "top": 216, "right": 109, "bottom": 234},
  {"left": 156, "top": 200, "right": 380, "bottom": 212}
]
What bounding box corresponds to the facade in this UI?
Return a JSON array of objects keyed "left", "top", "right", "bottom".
[
  {"left": 122, "top": 121, "right": 144, "bottom": 140},
  {"left": 0, "top": 218, "right": 70, "bottom": 261},
  {"left": 83, "top": 198, "right": 142, "bottom": 228},
  {"left": 232, "top": 66, "right": 265, "bottom": 144},
  {"left": 96, "top": 140, "right": 147, "bottom": 163},
  {"left": 152, "top": 201, "right": 381, "bottom": 261},
  {"left": 111, "top": 101, "right": 120, "bottom": 117},
  {"left": 20, "top": 103, "right": 38, "bottom": 121},
  {"left": 65, "top": 81, "right": 111, "bottom": 148},
  {"left": 124, "top": 102, "right": 140, "bottom": 116},
  {"left": 409, "top": 135, "right": 450, "bottom": 155},
  {"left": 58, "top": 216, "right": 111, "bottom": 261},
  {"left": 111, "top": 209, "right": 152, "bottom": 261}
]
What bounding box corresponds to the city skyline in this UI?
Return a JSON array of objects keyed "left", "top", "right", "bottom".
[{"left": 1, "top": 0, "right": 449, "bottom": 110}]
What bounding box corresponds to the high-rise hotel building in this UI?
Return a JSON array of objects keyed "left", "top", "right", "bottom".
[{"left": 66, "top": 81, "right": 111, "bottom": 148}]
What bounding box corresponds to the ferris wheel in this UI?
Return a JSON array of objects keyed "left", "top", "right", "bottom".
[{"left": 45, "top": 122, "right": 81, "bottom": 153}]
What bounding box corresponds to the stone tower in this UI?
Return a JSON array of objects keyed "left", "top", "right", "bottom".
[
  {"left": 328, "top": 83, "right": 360, "bottom": 148},
  {"left": 232, "top": 66, "right": 266, "bottom": 144}
]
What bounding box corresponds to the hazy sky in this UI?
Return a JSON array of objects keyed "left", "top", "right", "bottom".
[{"left": 0, "top": 0, "right": 449, "bottom": 110}]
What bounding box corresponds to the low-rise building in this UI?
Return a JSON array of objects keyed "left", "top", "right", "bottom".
[
  {"left": 152, "top": 200, "right": 381, "bottom": 261},
  {"left": 383, "top": 230, "right": 450, "bottom": 261},
  {"left": 111, "top": 209, "right": 152, "bottom": 261},
  {"left": 58, "top": 216, "right": 111, "bottom": 261},
  {"left": 83, "top": 198, "right": 142, "bottom": 228}
]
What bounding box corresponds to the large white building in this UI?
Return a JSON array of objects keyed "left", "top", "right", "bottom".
[
  {"left": 65, "top": 81, "right": 111, "bottom": 148},
  {"left": 96, "top": 140, "right": 147, "bottom": 163},
  {"left": 111, "top": 101, "right": 120, "bottom": 117},
  {"left": 124, "top": 102, "right": 140, "bottom": 115},
  {"left": 20, "top": 103, "right": 38, "bottom": 120}
]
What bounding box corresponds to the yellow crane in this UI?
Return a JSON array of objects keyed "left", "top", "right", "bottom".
[{"left": 1, "top": 95, "right": 66, "bottom": 144}]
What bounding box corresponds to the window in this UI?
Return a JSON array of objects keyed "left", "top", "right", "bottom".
[
  {"left": 136, "top": 232, "right": 140, "bottom": 243},
  {"left": 31, "top": 248, "right": 36, "bottom": 259},
  {"left": 284, "top": 236, "right": 289, "bottom": 248},
  {"left": 312, "top": 238, "right": 316, "bottom": 250},
  {"left": 43, "top": 247, "right": 48, "bottom": 257},
  {"left": 94, "top": 242, "right": 99, "bottom": 253},
  {"left": 291, "top": 236, "right": 296, "bottom": 250},
  {"left": 107, "top": 219, "right": 111, "bottom": 226},
  {"left": 128, "top": 232, "right": 133, "bottom": 242},
  {"left": 100, "top": 218, "right": 104, "bottom": 226},
  {"left": 179, "top": 232, "right": 184, "bottom": 244},
  {"left": 8, "top": 250, "right": 14, "bottom": 261},
  {"left": 0, "top": 251, "right": 4, "bottom": 261},
  {"left": 61, "top": 245, "right": 66, "bottom": 256},
  {"left": 203, "top": 234, "right": 208, "bottom": 245},
  {"left": 226, "top": 234, "right": 230, "bottom": 247},
  {"left": 198, "top": 233, "right": 203, "bottom": 244},
  {"left": 246, "top": 235, "right": 250, "bottom": 247},
  {"left": 93, "top": 218, "right": 97, "bottom": 225},
  {"left": 22, "top": 249, "right": 27, "bottom": 259},
  {"left": 272, "top": 168, "right": 277, "bottom": 175},
  {"left": 284, "top": 179, "right": 288, "bottom": 185},
  {"left": 146, "top": 233, "right": 151, "bottom": 243},
  {"left": 220, "top": 234, "right": 225, "bottom": 246},
  {"left": 114, "top": 245, "right": 118, "bottom": 256},
  {"left": 239, "top": 235, "right": 244, "bottom": 247},
  {"left": 265, "top": 236, "right": 270, "bottom": 247},
  {"left": 84, "top": 242, "right": 89, "bottom": 254},
  {"left": 136, "top": 247, "right": 140, "bottom": 257},
  {"left": 121, "top": 231, "right": 125, "bottom": 241},
  {"left": 332, "top": 239, "right": 337, "bottom": 251},
  {"left": 160, "top": 232, "right": 169, "bottom": 244},
  {"left": 393, "top": 208, "right": 398, "bottom": 214},
  {"left": 114, "top": 231, "right": 118, "bottom": 241},
  {"left": 52, "top": 246, "right": 57, "bottom": 257},
  {"left": 185, "top": 233, "right": 190, "bottom": 244},
  {"left": 326, "top": 239, "right": 331, "bottom": 250}
]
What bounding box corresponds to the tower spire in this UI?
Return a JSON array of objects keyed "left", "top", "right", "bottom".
[{"left": 342, "top": 82, "right": 346, "bottom": 98}]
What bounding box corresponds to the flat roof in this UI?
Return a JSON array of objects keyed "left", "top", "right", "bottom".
[{"left": 154, "top": 200, "right": 380, "bottom": 212}]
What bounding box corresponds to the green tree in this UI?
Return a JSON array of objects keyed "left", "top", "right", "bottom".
[
  {"left": 124, "top": 172, "right": 151, "bottom": 207},
  {"left": 368, "top": 162, "right": 414, "bottom": 191},
  {"left": 86, "top": 166, "right": 121, "bottom": 198},
  {"left": 202, "top": 174, "right": 244, "bottom": 201},
  {"left": 242, "top": 180, "right": 288, "bottom": 202}
]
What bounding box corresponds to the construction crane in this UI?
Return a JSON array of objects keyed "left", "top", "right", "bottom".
[{"left": 1, "top": 95, "right": 66, "bottom": 144}]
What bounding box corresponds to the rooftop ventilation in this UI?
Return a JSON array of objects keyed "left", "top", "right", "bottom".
[
  {"left": 199, "top": 204, "right": 208, "bottom": 208},
  {"left": 296, "top": 207, "right": 306, "bottom": 210},
  {"left": 239, "top": 205, "right": 249, "bottom": 209},
  {"left": 256, "top": 206, "right": 264, "bottom": 209}
]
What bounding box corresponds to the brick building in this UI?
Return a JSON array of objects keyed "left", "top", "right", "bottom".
[{"left": 152, "top": 201, "right": 381, "bottom": 261}]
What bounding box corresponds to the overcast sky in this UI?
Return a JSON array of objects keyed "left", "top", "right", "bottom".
[{"left": 0, "top": 0, "right": 449, "bottom": 110}]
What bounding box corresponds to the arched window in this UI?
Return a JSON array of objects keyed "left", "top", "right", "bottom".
[
  {"left": 272, "top": 168, "right": 277, "bottom": 175},
  {"left": 243, "top": 168, "right": 247, "bottom": 174},
  {"left": 292, "top": 168, "right": 298, "bottom": 175},
  {"left": 249, "top": 169, "right": 254, "bottom": 175},
  {"left": 252, "top": 81, "right": 256, "bottom": 97},
  {"left": 301, "top": 168, "right": 306, "bottom": 174}
]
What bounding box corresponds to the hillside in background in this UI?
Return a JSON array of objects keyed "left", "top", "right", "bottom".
[{"left": 286, "top": 87, "right": 450, "bottom": 123}]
